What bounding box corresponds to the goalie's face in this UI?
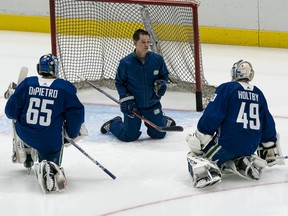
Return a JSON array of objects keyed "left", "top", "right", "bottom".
[{"left": 134, "top": 34, "right": 150, "bottom": 58}]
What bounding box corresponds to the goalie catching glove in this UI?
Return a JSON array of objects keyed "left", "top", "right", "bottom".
[
  {"left": 257, "top": 138, "right": 285, "bottom": 167},
  {"left": 186, "top": 130, "right": 213, "bottom": 155},
  {"left": 64, "top": 123, "right": 88, "bottom": 147},
  {"left": 257, "top": 141, "right": 277, "bottom": 167}
]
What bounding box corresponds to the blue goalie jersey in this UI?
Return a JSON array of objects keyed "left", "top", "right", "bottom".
[
  {"left": 198, "top": 81, "right": 277, "bottom": 156},
  {"left": 5, "top": 76, "right": 84, "bottom": 154}
]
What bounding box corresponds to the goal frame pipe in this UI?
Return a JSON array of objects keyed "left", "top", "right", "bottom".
[
  {"left": 78, "top": 0, "right": 198, "bottom": 7},
  {"left": 49, "top": 0, "right": 57, "bottom": 57},
  {"left": 49, "top": 0, "right": 203, "bottom": 111},
  {"left": 192, "top": 5, "right": 203, "bottom": 111}
]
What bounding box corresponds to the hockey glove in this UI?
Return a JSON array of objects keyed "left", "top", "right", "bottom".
[
  {"left": 257, "top": 141, "right": 278, "bottom": 167},
  {"left": 120, "top": 96, "right": 137, "bottom": 118},
  {"left": 64, "top": 123, "right": 88, "bottom": 147},
  {"left": 186, "top": 130, "right": 213, "bottom": 155},
  {"left": 4, "top": 82, "right": 17, "bottom": 99},
  {"left": 154, "top": 79, "right": 167, "bottom": 97}
]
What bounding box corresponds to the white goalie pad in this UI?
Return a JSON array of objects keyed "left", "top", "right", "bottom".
[
  {"left": 223, "top": 155, "right": 266, "bottom": 180},
  {"left": 12, "top": 137, "right": 27, "bottom": 164},
  {"left": 12, "top": 127, "right": 38, "bottom": 165},
  {"left": 34, "top": 160, "right": 67, "bottom": 194},
  {"left": 187, "top": 152, "right": 222, "bottom": 188}
]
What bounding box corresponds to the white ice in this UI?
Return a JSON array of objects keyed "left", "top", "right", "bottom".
[{"left": 0, "top": 31, "right": 288, "bottom": 216}]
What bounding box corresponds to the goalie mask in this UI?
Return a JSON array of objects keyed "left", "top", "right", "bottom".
[
  {"left": 230, "top": 59, "right": 254, "bottom": 82},
  {"left": 37, "top": 54, "right": 59, "bottom": 77}
]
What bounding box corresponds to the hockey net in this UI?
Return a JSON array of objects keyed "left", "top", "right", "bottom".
[{"left": 50, "top": 0, "right": 215, "bottom": 110}]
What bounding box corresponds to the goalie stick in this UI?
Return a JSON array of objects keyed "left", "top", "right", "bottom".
[
  {"left": 266, "top": 155, "right": 288, "bottom": 160},
  {"left": 65, "top": 137, "right": 116, "bottom": 180},
  {"left": 77, "top": 75, "right": 184, "bottom": 132}
]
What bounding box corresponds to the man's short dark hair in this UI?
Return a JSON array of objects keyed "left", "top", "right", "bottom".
[{"left": 133, "top": 29, "right": 150, "bottom": 41}]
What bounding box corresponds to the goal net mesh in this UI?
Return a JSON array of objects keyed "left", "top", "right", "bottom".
[{"left": 52, "top": 0, "right": 215, "bottom": 107}]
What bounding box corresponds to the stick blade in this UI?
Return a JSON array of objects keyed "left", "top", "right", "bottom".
[{"left": 160, "top": 125, "right": 184, "bottom": 132}]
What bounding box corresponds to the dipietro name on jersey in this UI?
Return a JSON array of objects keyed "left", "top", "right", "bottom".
[
  {"left": 28, "top": 86, "right": 58, "bottom": 98},
  {"left": 238, "top": 91, "right": 259, "bottom": 102}
]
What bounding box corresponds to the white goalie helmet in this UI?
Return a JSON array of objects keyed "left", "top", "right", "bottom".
[{"left": 230, "top": 59, "right": 254, "bottom": 82}]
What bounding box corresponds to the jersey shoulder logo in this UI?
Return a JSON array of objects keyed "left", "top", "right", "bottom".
[{"left": 210, "top": 93, "right": 217, "bottom": 102}]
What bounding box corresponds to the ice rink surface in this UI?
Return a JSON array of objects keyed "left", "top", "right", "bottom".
[{"left": 0, "top": 31, "right": 288, "bottom": 216}]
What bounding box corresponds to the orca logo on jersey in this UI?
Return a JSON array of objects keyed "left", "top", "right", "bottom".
[
  {"left": 153, "top": 70, "right": 159, "bottom": 75},
  {"left": 28, "top": 86, "right": 58, "bottom": 98},
  {"left": 153, "top": 108, "right": 160, "bottom": 115},
  {"left": 210, "top": 93, "right": 217, "bottom": 102}
]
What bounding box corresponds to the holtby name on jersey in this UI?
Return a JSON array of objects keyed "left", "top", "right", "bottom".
[{"left": 238, "top": 91, "right": 259, "bottom": 102}]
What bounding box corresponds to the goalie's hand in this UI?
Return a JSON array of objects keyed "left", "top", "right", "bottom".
[
  {"left": 63, "top": 124, "right": 88, "bottom": 147},
  {"left": 186, "top": 133, "right": 203, "bottom": 154},
  {"left": 186, "top": 130, "right": 213, "bottom": 155},
  {"left": 257, "top": 141, "right": 277, "bottom": 167},
  {"left": 4, "top": 82, "right": 17, "bottom": 99},
  {"left": 265, "top": 149, "right": 277, "bottom": 167}
]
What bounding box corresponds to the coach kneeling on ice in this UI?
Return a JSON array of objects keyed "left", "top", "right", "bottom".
[{"left": 185, "top": 59, "right": 284, "bottom": 188}]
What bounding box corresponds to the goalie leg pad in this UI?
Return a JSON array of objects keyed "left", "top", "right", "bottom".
[
  {"left": 35, "top": 160, "right": 67, "bottom": 193},
  {"left": 233, "top": 155, "right": 266, "bottom": 180},
  {"left": 49, "top": 161, "right": 67, "bottom": 192},
  {"left": 187, "top": 152, "right": 222, "bottom": 188},
  {"left": 34, "top": 160, "right": 50, "bottom": 193},
  {"left": 12, "top": 138, "right": 27, "bottom": 164},
  {"left": 12, "top": 135, "right": 38, "bottom": 168}
]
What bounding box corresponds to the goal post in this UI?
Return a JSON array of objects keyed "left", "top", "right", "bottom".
[{"left": 49, "top": 0, "right": 214, "bottom": 111}]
